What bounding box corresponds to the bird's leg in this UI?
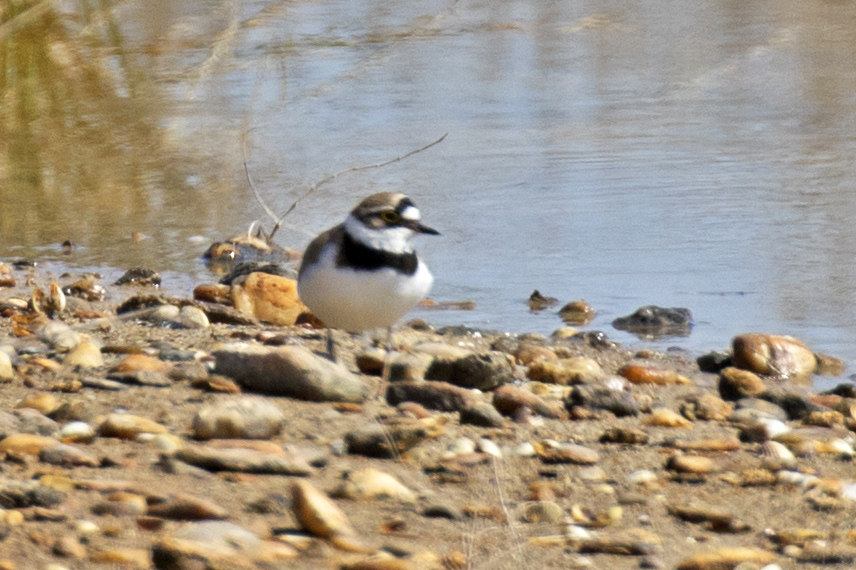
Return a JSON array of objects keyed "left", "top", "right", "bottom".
[
  {"left": 376, "top": 326, "right": 394, "bottom": 401},
  {"left": 326, "top": 328, "right": 337, "bottom": 362}
]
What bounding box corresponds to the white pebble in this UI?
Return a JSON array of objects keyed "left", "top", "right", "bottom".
[
  {"left": 515, "top": 442, "right": 536, "bottom": 458},
  {"left": 60, "top": 421, "right": 94, "bottom": 441},
  {"left": 627, "top": 470, "right": 658, "bottom": 486},
  {"left": 477, "top": 438, "right": 502, "bottom": 458}
]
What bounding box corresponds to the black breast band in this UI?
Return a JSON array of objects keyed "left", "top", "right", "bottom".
[{"left": 339, "top": 232, "right": 419, "bottom": 275}]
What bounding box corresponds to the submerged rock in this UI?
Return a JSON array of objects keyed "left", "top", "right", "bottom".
[{"left": 613, "top": 306, "right": 693, "bottom": 337}]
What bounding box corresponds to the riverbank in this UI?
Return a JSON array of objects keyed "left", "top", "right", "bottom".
[{"left": 0, "top": 265, "right": 855, "bottom": 570}]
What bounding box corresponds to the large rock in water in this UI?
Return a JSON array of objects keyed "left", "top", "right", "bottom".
[
  {"left": 612, "top": 305, "right": 693, "bottom": 337},
  {"left": 213, "top": 344, "right": 369, "bottom": 402}
]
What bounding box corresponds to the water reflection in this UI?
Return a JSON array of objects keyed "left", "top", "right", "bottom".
[
  {"left": 2, "top": 0, "right": 856, "bottom": 370},
  {"left": 0, "top": 0, "right": 234, "bottom": 270}
]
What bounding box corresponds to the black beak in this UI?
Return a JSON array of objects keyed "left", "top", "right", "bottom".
[
  {"left": 414, "top": 222, "right": 440, "bottom": 235},
  {"left": 405, "top": 220, "right": 440, "bottom": 235}
]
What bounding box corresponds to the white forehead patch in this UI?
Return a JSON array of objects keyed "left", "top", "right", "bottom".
[{"left": 400, "top": 206, "right": 421, "bottom": 221}]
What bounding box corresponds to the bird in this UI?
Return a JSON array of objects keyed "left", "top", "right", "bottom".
[{"left": 297, "top": 192, "right": 439, "bottom": 359}]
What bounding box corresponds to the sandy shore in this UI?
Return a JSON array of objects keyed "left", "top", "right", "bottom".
[{"left": 0, "top": 267, "right": 855, "bottom": 570}]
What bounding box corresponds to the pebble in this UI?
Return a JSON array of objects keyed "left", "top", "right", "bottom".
[
  {"left": 567, "top": 385, "right": 640, "bottom": 417},
  {"left": 523, "top": 501, "right": 565, "bottom": 523},
  {"left": 15, "top": 392, "right": 59, "bottom": 416},
  {"left": 152, "top": 521, "right": 297, "bottom": 566},
  {"left": 600, "top": 427, "right": 649, "bottom": 445},
  {"left": 99, "top": 414, "right": 168, "bottom": 439},
  {"left": 535, "top": 441, "right": 600, "bottom": 464},
  {"left": 443, "top": 437, "right": 476, "bottom": 458},
  {"left": 718, "top": 367, "right": 767, "bottom": 400},
  {"left": 146, "top": 304, "right": 181, "bottom": 324},
  {"left": 59, "top": 421, "right": 95, "bottom": 443},
  {"left": 527, "top": 357, "right": 603, "bottom": 385},
  {"left": 213, "top": 344, "right": 369, "bottom": 402},
  {"left": 292, "top": 480, "right": 368, "bottom": 551},
  {"left": 230, "top": 272, "right": 307, "bottom": 325},
  {"left": 52, "top": 536, "right": 87, "bottom": 559},
  {"left": 176, "top": 305, "right": 210, "bottom": 329},
  {"left": 644, "top": 408, "right": 693, "bottom": 429},
  {"left": 146, "top": 494, "right": 228, "bottom": 520},
  {"left": 559, "top": 299, "right": 596, "bottom": 325},
  {"left": 732, "top": 333, "right": 816, "bottom": 379},
  {"left": 0, "top": 433, "right": 59, "bottom": 455},
  {"left": 476, "top": 437, "right": 502, "bottom": 458},
  {"left": 0, "top": 480, "right": 64, "bottom": 508},
  {"left": 492, "top": 385, "right": 568, "bottom": 420},
  {"left": 674, "top": 547, "right": 776, "bottom": 570},
  {"left": 344, "top": 422, "right": 430, "bottom": 459},
  {"left": 63, "top": 341, "right": 104, "bottom": 369},
  {"left": 37, "top": 322, "right": 81, "bottom": 352},
  {"left": 175, "top": 444, "right": 313, "bottom": 475},
  {"left": 191, "top": 396, "right": 284, "bottom": 440},
  {"left": 679, "top": 393, "right": 733, "bottom": 421},
  {"left": 666, "top": 455, "right": 717, "bottom": 474},
  {"left": 111, "top": 353, "right": 170, "bottom": 374},
  {"left": 91, "top": 493, "right": 148, "bottom": 516},
  {"left": 89, "top": 548, "right": 151, "bottom": 568},
  {"left": 619, "top": 364, "right": 691, "bottom": 386},
  {"left": 425, "top": 351, "right": 513, "bottom": 391},
  {"left": 39, "top": 443, "right": 99, "bottom": 467},
  {"left": 515, "top": 441, "right": 537, "bottom": 457},
  {"left": 332, "top": 468, "right": 417, "bottom": 503},
  {"left": 13, "top": 407, "right": 59, "bottom": 435},
  {"left": 0, "top": 352, "right": 13, "bottom": 381}
]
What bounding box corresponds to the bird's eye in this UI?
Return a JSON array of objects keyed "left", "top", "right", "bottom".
[{"left": 381, "top": 211, "right": 400, "bottom": 223}]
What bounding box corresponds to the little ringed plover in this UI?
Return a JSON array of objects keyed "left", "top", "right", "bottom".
[{"left": 297, "top": 192, "right": 439, "bottom": 357}]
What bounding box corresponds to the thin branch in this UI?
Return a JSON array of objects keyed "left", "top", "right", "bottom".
[{"left": 272, "top": 132, "right": 449, "bottom": 238}]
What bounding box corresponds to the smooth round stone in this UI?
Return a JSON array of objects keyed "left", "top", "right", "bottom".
[
  {"left": 666, "top": 455, "right": 716, "bottom": 474},
  {"left": 151, "top": 434, "right": 184, "bottom": 453},
  {"left": 0, "top": 351, "right": 13, "bottom": 381},
  {"left": 332, "top": 468, "right": 417, "bottom": 503},
  {"left": 627, "top": 470, "right": 659, "bottom": 486},
  {"left": 515, "top": 441, "right": 537, "bottom": 458},
  {"left": 444, "top": 437, "right": 476, "bottom": 459},
  {"left": 148, "top": 304, "right": 181, "bottom": 324},
  {"left": 177, "top": 306, "right": 210, "bottom": 329},
  {"left": 0, "top": 433, "right": 59, "bottom": 455},
  {"left": 551, "top": 326, "right": 580, "bottom": 340},
  {"left": 644, "top": 408, "right": 692, "bottom": 429},
  {"left": 719, "top": 367, "right": 767, "bottom": 400},
  {"left": 75, "top": 520, "right": 100, "bottom": 536},
  {"left": 63, "top": 341, "right": 104, "bottom": 369},
  {"left": 99, "top": 414, "right": 168, "bottom": 439},
  {"left": 578, "top": 466, "right": 607, "bottom": 482},
  {"left": 38, "top": 322, "right": 81, "bottom": 352},
  {"left": 476, "top": 438, "right": 502, "bottom": 458},
  {"left": 15, "top": 392, "right": 60, "bottom": 415},
  {"left": 192, "top": 397, "right": 285, "bottom": 440},
  {"left": 524, "top": 501, "right": 564, "bottom": 523},
  {"left": 59, "top": 422, "right": 95, "bottom": 443},
  {"left": 40, "top": 443, "right": 99, "bottom": 467}
]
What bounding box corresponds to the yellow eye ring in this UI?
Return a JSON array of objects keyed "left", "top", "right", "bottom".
[{"left": 381, "top": 211, "right": 400, "bottom": 223}]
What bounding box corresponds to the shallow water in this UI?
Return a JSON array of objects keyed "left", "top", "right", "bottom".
[{"left": 3, "top": 0, "right": 856, "bottom": 380}]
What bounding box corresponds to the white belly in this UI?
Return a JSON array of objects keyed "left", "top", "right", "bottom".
[{"left": 297, "top": 244, "right": 433, "bottom": 332}]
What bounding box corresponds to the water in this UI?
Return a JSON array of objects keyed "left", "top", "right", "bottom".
[{"left": 3, "top": 0, "right": 856, "bottom": 377}]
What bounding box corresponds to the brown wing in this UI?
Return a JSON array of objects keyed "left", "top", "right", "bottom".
[{"left": 298, "top": 224, "right": 343, "bottom": 279}]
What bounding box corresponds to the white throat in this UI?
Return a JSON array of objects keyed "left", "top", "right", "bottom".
[{"left": 344, "top": 214, "right": 414, "bottom": 254}]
